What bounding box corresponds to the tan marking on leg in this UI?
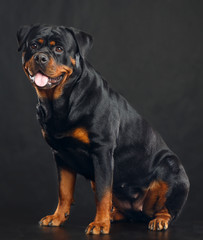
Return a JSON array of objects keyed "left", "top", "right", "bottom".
[
  {"left": 143, "top": 180, "right": 169, "bottom": 217},
  {"left": 143, "top": 180, "right": 171, "bottom": 231},
  {"left": 86, "top": 188, "right": 112, "bottom": 235},
  {"left": 39, "top": 168, "right": 76, "bottom": 226},
  {"left": 111, "top": 206, "right": 126, "bottom": 222}
]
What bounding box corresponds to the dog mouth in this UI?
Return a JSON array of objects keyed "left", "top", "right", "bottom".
[{"left": 29, "top": 71, "right": 65, "bottom": 89}]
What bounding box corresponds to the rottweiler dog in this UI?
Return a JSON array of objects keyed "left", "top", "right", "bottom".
[{"left": 17, "top": 24, "right": 189, "bottom": 235}]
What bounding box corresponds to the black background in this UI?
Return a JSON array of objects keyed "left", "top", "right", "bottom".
[{"left": 0, "top": 0, "right": 202, "bottom": 233}]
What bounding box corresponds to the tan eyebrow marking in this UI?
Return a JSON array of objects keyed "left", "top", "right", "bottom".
[
  {"left": 38, "top": 38, "right": 44, "bottom": 44},
  {"left": 50, "top": 41, "right": 56, "bottom": 46}
]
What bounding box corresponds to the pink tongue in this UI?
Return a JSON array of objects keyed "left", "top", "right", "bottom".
[{"left": 34, "top": 72, "right": 49, "bottom": 87}]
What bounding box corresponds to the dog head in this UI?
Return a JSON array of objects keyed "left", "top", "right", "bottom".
[{"left": 17, "top": 24, "right": 93, "bottom": 93}]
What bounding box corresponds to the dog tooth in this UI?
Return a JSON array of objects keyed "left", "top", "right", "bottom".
[
  {"left": 30, "top": 75, "right": 35, "bottom": 82},
  {"left": 47, "top": 81, "right": 52, "bottom": 87}
]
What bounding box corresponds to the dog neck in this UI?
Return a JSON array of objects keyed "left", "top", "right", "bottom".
[{"left": 35, "top": 58, "right": 103, "bottom": 132}]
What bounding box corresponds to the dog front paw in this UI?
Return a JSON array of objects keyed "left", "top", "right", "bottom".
[
  {"left": 39, "top": 212, "right": 69, "bottom": 227},
  {"left": 85, "top": 220, "right": 110, "bottom": 235}
]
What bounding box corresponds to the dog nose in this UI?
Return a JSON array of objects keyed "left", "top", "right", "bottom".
[{"left": 34, "top": 53, "right": 49, "bottom": 65}]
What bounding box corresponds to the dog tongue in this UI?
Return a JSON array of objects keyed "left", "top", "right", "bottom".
[{"left": 34, "top": 72, "right": 49, "bottom": 87}]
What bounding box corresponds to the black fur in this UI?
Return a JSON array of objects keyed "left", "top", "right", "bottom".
[{"left": 17, "top": 24, "right": 189, "bottom": 227}]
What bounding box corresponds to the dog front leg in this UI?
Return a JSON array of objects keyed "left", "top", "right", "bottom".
[
  {"left": 39, "top": 167, "right": 76, "bottom": 226},
  {"left": 86, "top": 148, "right": 113, "bottom": 235}
]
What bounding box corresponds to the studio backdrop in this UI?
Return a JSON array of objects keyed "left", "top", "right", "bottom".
[{"left": 0, "top": 0, "right": 202, "bottom": 225}]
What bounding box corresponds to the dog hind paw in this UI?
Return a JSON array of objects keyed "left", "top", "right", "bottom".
[
  {"left": 148, "top": 218, "right": 169, "bottom": 231},
  {"left": 85, "top": 221, "right": 110, "bottom": 235}
]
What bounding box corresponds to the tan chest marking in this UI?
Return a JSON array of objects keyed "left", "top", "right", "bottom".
[
  {"left": 68, "top": 128, "right": 90, "bottom": 144},
  {"left": 41, "top": 127, "right": 90, "bottom": 144}
]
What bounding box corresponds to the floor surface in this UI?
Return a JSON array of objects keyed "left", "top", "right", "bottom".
[{"left": 0, "top": 221, "right": 202, "bottom": 240}]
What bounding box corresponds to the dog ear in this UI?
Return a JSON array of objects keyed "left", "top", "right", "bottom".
[
  {"left": 67, "top": 27, "right": 93, "bottom": 58},
  {"left": 17, "top": 25, "right": 32, "bottom": 52}
]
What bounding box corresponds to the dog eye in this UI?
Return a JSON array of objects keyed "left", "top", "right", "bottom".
[
  {"left": 54, "top": 46, "right": 63, "bottom": 53},
  {"left": 30, "top": 43, "right": 38, "bottom": 50}
]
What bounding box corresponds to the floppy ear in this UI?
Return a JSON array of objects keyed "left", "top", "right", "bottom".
[
  {"left": 68, "top": 27, "right": 93, "bottom": 58},
  {"left": 17, "top": 25, "right": 32, "bottom": 52}
]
